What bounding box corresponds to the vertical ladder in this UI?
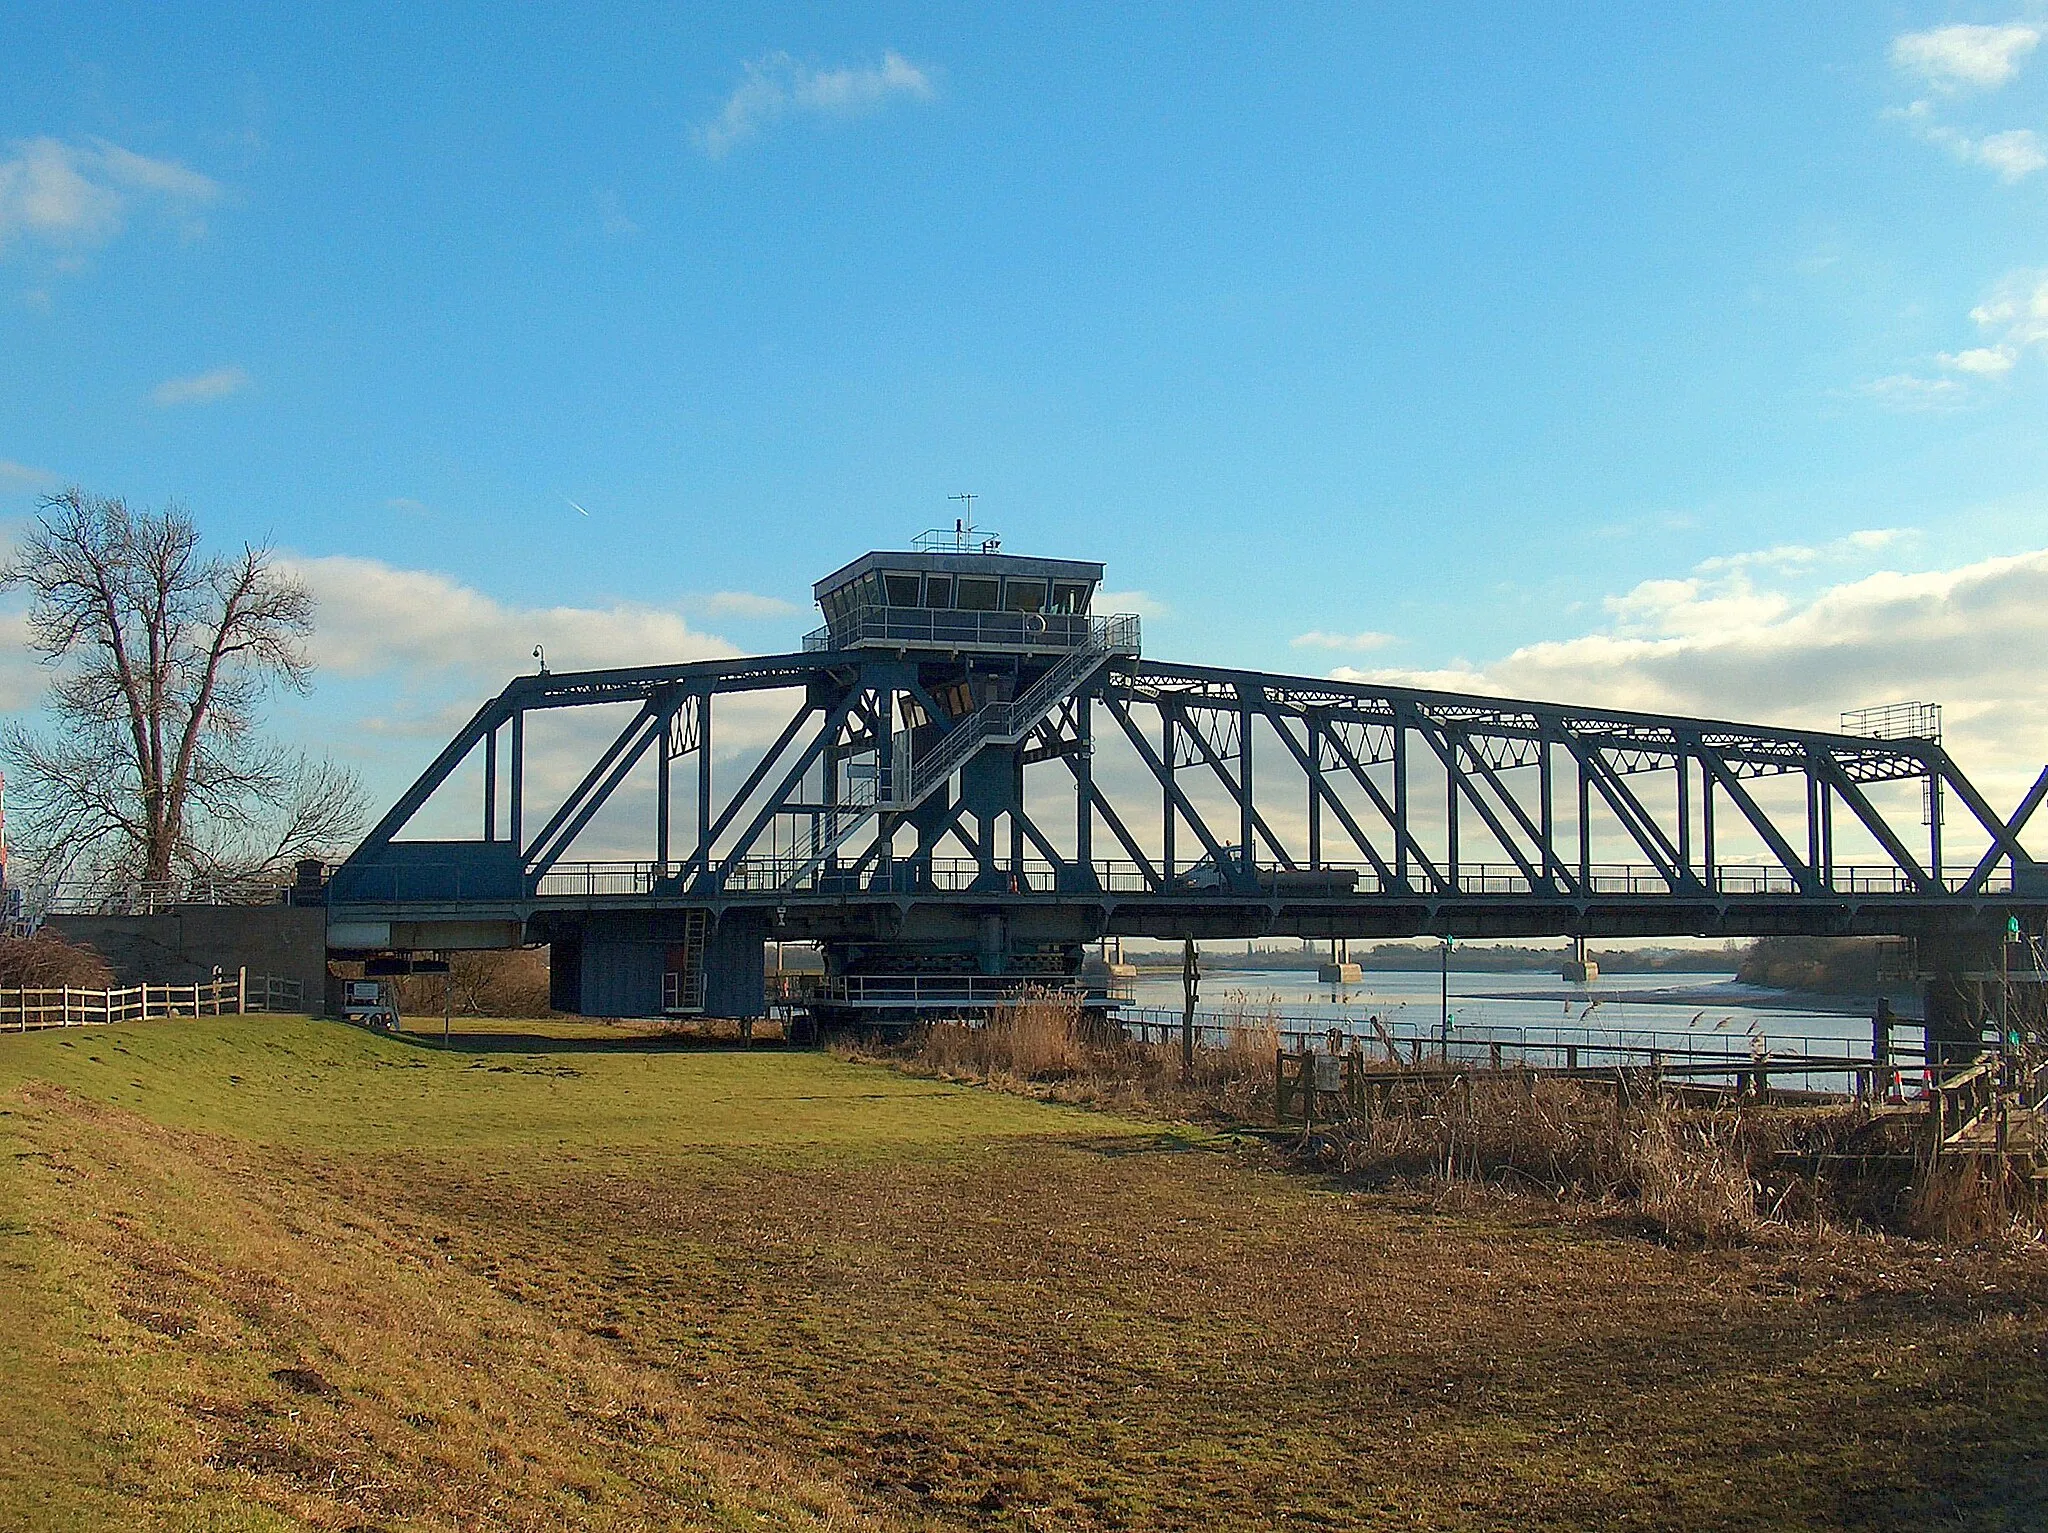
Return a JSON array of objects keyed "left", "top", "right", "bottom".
[{"left": 662, "top": 908, "right": 710, "bottom": 1013}]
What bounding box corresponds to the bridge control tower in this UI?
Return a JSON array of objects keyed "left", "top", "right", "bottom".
[{"left": 791, "top": 526, "right": 1144, "bottom": 1021}]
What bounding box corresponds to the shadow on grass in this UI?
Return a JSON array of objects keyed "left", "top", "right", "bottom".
[
  {"left": 379, "top": 1023, "right": 800, "bottom": 1058},
  {"left": 1068, "top": 1130, "right": 1243, "bottom": 1157}
]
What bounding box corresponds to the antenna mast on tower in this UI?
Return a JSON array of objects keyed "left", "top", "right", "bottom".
[{"left": 946, "top": 492, "right": 998, "bottom": 553}]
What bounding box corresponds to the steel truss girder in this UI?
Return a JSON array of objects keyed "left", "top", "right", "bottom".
[
  {"left": 336, "top": 648, "right": 2043, "bottom": 913},
  {"left": 1117, "top": 662, "right": 1934, "bottom": 782}
]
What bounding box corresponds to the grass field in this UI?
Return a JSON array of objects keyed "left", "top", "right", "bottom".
[{"left": 2, "top": 1014, "right": 2045, "bottom": 1531}]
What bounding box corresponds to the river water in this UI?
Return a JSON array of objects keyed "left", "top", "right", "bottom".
[{"left": 1122, "top": 967, "right": 1902, "bottom": 1087}]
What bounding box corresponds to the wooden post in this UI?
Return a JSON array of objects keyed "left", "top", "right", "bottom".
[
  {"left": 1181, "top": 938, "right": 1198, "bottom": 1077},
  {"left": 238, "top": 967, "right": 248, "bottom": 1015},
  {"left": 1274, "top": 1048, "right": 1285, "bottom": 1126}
]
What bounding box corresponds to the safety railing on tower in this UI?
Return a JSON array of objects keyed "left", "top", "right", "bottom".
[{"left": 804, "top": 609, "right": 1139, "bottom": 656}]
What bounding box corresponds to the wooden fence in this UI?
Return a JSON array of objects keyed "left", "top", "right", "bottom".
[{"left": 1, "top": 969, "right": 304, "bottom": 1032}]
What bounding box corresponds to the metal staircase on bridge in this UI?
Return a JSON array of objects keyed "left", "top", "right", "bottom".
[{"left": 776, "top": 634, "right": 1119, "bottom": 889}]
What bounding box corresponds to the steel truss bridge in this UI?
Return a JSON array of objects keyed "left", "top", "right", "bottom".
[{"left": 329, "top": 624, "right": 2048, "bottom": 1043}]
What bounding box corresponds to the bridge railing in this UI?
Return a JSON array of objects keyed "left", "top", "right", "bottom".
[
  {"left": 820, "top": 974, "right": 1096, "bottom": 1008},
  {"left": 32, "top": 876, "right": 299, "bottom": 918},
  {"left": 507, "top": 857, "right": 2016, "bottom": 901},
  {"left": 532, "top": 862, "right": 666, "bottom": 898}
]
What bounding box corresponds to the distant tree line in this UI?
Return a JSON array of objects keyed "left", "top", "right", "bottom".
[{"left": 1734, "top": 937, "right": 1885, "bottom": 996}]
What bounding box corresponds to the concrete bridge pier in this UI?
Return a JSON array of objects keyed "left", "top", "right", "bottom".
[{"left": 1918, "top": 930, "right": 2002, "bottom": 1065}]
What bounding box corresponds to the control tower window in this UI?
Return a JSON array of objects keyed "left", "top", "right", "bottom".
[
  {"left": 1050, "top": 582, "right": 1091, "bottom": 615},
  {"left": 1003, "top": 578, "right": 1047, "bottom": 613},
  {"left": 924, "top": 574, "right": 953, "bottom": 608},
  {"left": 956, "top": 576, "right": 999, "bottom": 611},
  {"left": 884, "top": 573, "right": 922, "bottom": 607}
]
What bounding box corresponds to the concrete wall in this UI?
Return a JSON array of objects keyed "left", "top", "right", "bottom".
[
  {"left": 47, "top": 905, "right": 330, "bottom": 1010},
  {"left": 705, "top": 911, "right": 767, "bottom": 1020},
  {"left": 549, "top": 908, "right": 765, "bottom": 1019}
]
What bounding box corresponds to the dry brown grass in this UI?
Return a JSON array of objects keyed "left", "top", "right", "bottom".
[
  {"left": 0, "top": 931, "right": 115, "bottom": 988},
  {"left": 1628, "top": 1102, "right": 1762, "bottom": 1242},
  {"left": 1904, "top": 1155, "right": 2048, "bottom": 1244},
  {"left": 858, "top": 989, "right": 1283, "bottom": 1124},
  {"left": 873, "top": 1008, "right": 2048, "bottom": 1247},
  {"left": 1318, "top": 1076, "right": 2048, "bottom": 1246},
  {"left": 917, "top": 989, "right": 1094, "bottom": 1078}
]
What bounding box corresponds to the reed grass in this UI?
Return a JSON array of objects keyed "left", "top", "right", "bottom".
[
  {"left": 1903, "top": 1155, "right": 2048, "bottom": 1243},
  {"left": 867, "top": 1005, "right": 2048, "bottom": 1246},
  {"left": 865, "top": 988, "right": 1283, "bottom": 1122}
]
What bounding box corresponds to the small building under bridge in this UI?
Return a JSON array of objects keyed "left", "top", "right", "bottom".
[{"left": 325, "top": 526, "right": 2048, "bottom": 1055}]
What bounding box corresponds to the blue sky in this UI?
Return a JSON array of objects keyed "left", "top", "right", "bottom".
[{"left": 8, "top": 4, "right": 2048, "bottom": 816}]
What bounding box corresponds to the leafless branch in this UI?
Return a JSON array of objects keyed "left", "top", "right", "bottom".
[{"left": 1, "top": 488, "right": 342, "bottom": 890}]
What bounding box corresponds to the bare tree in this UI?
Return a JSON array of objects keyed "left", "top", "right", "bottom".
[{"left": 1, "top": 488, "right": 367, "bottom": 887}]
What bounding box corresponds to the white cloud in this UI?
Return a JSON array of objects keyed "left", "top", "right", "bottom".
[
  {"left": 150, "top": 365, "right": 250, "bottom": 407},
  {"left": 289, "top": 555, "right": 743, "bottom": 682},
  {"left": 0, "top": 136, "right": 219, "bottom": 252},
  {"left": 1898, "top": 267, "right": 2048, "bottom": 396},
  {"left": 691, "top": 590, "right": 804, "bottom": 619},
  {"left": 384, "top": 497, "right": 430, "bottom": 516},
  {"left": 1940, "top": 344, "right": 2018, "bottom": 376},
  {"left": 1095, "top": 588, "right": 1170, "bottom": 620},
  {"left": 0, "top": 601, "right": 39, "bottom": 710},
  {"left": 1694, "top": 528, "right": 1911, "bottom": 576},
  {"left": 1969, "top": 268, "right": 2048, "bottom": 349},
  {"left": 1337, "top": 546, "right": 2048, "bottom": 806},
  {"left": 1892, "top": 23, "right": 2040, "bottom": 89},
  {"left": 1923, "top": 122, "right": 2048, "bottom": 180},
  {"left": 0, "top": 458, "right": 54, "bottom": 487},
  {"left": 695, "top": 50, "right": 933, "bottom": 158},
  {"left": 1857, "top": 372, "right": 1965, "bottom": 410},
  {"left": 1290, "top": 629, "right": 1396, "bottom": 652},
  {"left": 276, "top": 556, "right": 817, "bottom": 851}
]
